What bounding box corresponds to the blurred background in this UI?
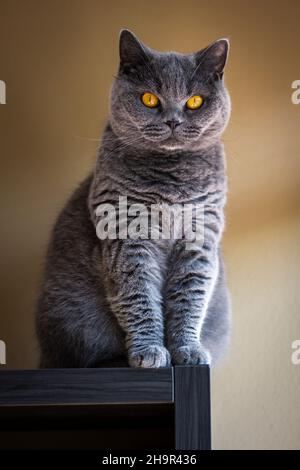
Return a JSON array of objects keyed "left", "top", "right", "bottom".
[{"left": 0, "top": 0, "right": 299, "bottom": 449}]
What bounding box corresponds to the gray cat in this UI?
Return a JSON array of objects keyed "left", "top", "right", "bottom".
[{"left": 36, "top": 30, "right": 231, "bottom": 368}]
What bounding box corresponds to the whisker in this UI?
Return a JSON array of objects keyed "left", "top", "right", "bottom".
[
  {"left": 101, "top": 134, "right": 146, "bottom": 162},
  {"left": 73, "top": 135, "right": 100, "bottom": 142}
]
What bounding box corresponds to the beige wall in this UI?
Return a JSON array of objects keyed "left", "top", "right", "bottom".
[{"left": 0, "top": 0, "right": 299, "bottom": 449}]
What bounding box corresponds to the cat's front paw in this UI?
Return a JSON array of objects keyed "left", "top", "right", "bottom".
[
  {"left": 128, "top": 345, "right": 171, "bottom": 368},
  {"left": 170, "top": 343, "right": 211, "bottom": 365}
]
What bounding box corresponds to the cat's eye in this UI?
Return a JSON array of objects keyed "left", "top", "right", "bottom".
[
  {"left": 141, "top": 92, "right": 159, "bottom": 108},
  {"left": 186, "top": 95, "right": 204, "bottom": 110}
]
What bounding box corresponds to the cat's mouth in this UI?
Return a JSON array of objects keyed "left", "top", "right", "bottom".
[
  {"left": 142, "top": 124, "right": 184, "bottom": 145},
  {"left": 160, "top": 136, "right": 184, "bottom": 151},
  {"left": 141, "top": 128, "right": 188, "bottom": 151}
]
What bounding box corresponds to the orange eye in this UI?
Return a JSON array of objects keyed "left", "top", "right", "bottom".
[
  {"left": 186, "top": 95, "right": 204, "bottom": 110},
  {"left": 141, "top": 92, "right": 159, "bottom": 108}
]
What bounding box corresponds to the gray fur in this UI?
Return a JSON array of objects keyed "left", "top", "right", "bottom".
[{"left": 36, "top": 30, "right": 231, "bottom": 368}]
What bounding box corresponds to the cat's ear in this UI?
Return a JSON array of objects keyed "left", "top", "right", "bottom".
[
  {"left": 195, "top": 39, "right": 229, "bottom": 79},
  {"left": 119, "top": 29, "right": 148, "bottom": 72}
]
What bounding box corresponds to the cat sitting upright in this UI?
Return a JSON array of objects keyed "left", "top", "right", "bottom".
[{"left": 36, "top": 30, "right": 231, "bottom": 368}]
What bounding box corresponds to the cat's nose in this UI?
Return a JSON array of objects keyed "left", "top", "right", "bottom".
[{"left": 164, "top": 119, "right": 181, "bottom": 130}]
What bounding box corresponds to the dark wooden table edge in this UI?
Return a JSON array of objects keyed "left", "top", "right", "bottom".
[
  {"left": 0, "top": 365, "right": 211, "bottom": 450},
  {"left": 0, "top": 366, "right": 177, "bottom": 406}
]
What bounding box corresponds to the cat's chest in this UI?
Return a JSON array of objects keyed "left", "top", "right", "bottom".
[{"left": 103, "top": 172, "right": 218, "bottom": 206}]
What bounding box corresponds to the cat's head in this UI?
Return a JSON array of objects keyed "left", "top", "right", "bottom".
[{"left": 109, "top": 29, "right": 231, "bottom": 153}]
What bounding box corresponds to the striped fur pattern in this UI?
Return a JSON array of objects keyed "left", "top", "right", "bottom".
[{"left": 36, "top": 30, "right": 231, "bottom": 368}]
